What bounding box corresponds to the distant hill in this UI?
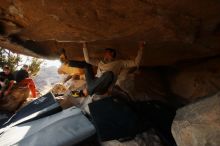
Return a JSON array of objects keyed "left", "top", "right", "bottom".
[{"left": 34, "top": 66, "right": 63, "bottom": 94}]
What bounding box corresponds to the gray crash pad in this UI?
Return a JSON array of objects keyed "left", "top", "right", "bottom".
[{"left": 0, "top": 107, "right": 96, "bottom": 146}]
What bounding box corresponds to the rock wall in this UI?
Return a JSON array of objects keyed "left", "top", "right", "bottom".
[
  {"left": 170, "top": 58, "right": 220, "bottom": 103},
  {"left": 118, "top": 57, "right": 220, "bottom": 106}
]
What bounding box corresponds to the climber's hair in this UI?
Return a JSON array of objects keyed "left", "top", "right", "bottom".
[{"left": 105, "top": 48, "right": 116, "bottom": 58}]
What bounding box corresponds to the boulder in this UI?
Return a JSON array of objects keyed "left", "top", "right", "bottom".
[{"left": 172, "top": 92, "right": 220, "bottom": 146}]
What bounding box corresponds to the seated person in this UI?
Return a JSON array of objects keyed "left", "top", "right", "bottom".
[
  {"left": 0, "top": 65, "right": 15, "bottom": 97},
  {"left": 60, "top": 42, "right": 144, "bottom": 96},
  {"left": 14, "top": 65, "right": 37, "bottom": 98}
]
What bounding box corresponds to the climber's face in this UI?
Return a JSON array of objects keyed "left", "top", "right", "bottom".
[{"left": 104, "top": 50, "right": 114, "bottom": 61}]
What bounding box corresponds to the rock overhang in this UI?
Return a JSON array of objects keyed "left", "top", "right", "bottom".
[{"left": 0, "top": 0, "right": 219, "bottom": 66}]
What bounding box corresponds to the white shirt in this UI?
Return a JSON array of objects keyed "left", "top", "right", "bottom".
[{"left": 83, "top": 47, "right": 143, "bottom": 79}]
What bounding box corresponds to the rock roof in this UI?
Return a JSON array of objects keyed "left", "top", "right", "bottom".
[{"left": 0, "top": 0, "right": 220, "bottom": 66}]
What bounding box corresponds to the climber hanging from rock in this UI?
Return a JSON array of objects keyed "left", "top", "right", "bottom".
[{"left": 59, "top": 41, "right": 145, "bottom": 96}]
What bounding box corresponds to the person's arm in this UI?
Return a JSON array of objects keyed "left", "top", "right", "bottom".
[
  {"left": 83, "top": 42, "right": 99, "bottom": 66},
  {"left": 121, "top": 41, "right": 145, "bottom": 68}
]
